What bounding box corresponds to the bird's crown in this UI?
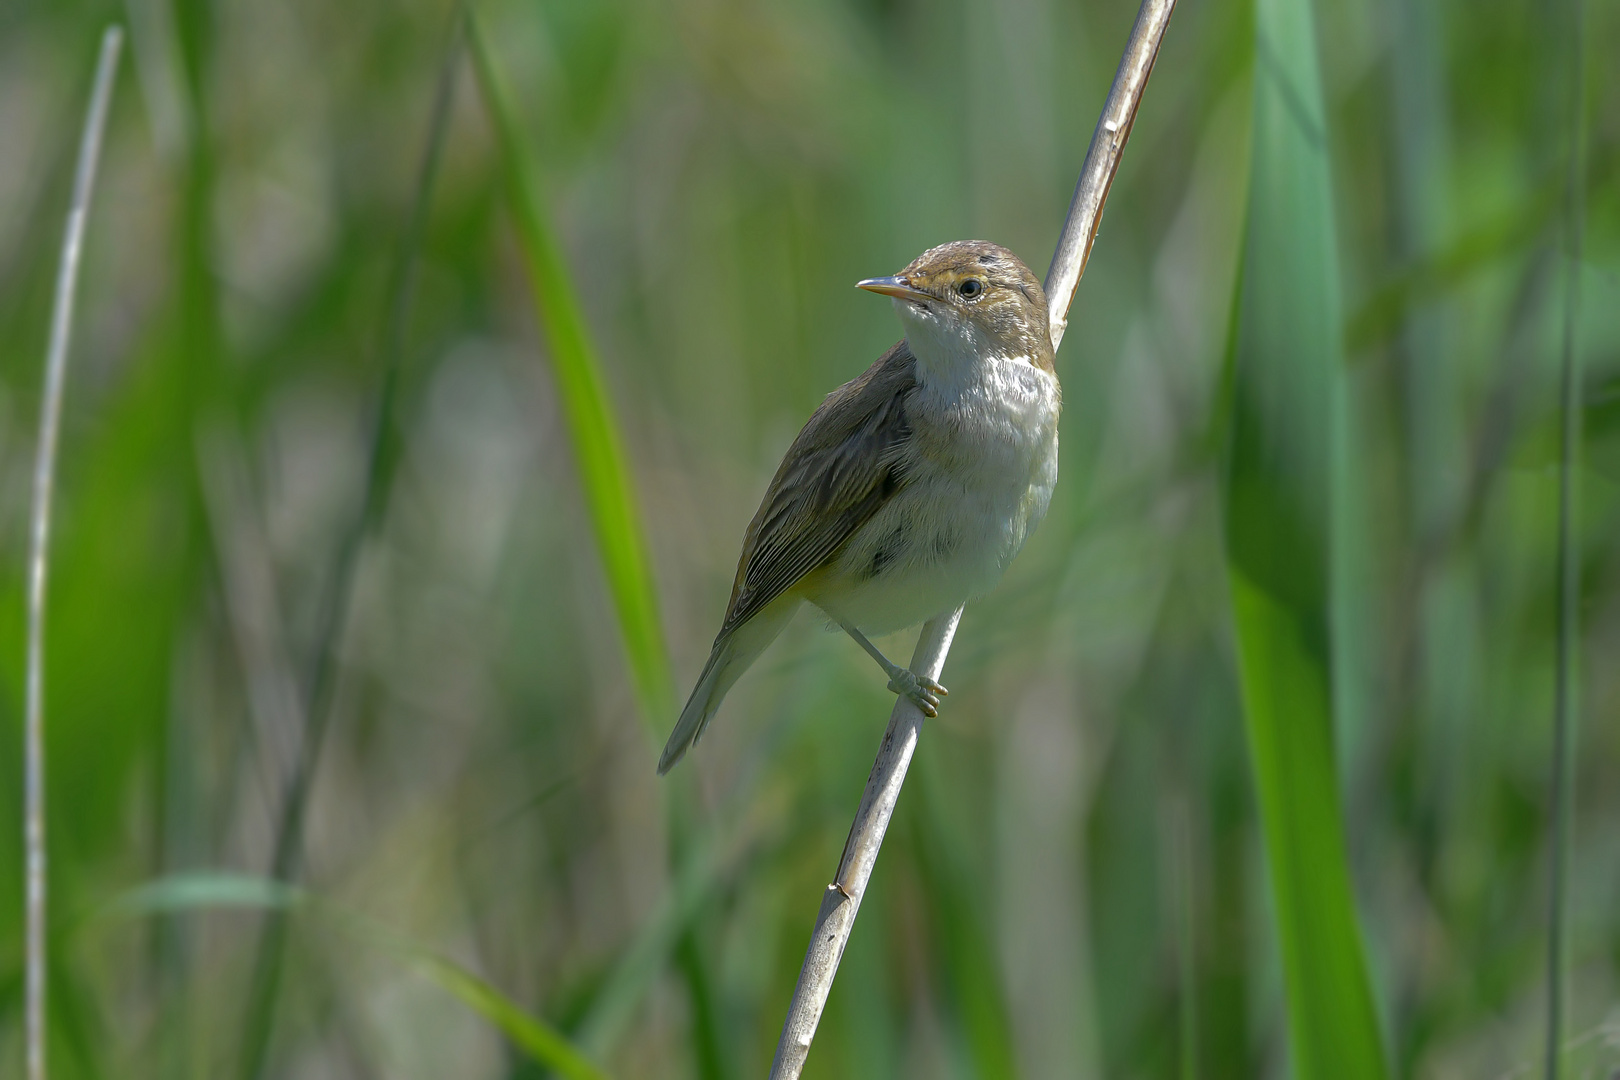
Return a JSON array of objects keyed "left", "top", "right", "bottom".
[{"left": 862, "top": 240, "right": 1053, "bottom": 369}]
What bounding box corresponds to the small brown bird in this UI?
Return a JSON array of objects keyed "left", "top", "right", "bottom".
[{"left": 658, "top": 240, "right": 1059, "bottom": 774}]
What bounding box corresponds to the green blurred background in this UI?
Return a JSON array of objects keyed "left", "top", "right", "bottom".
[{"left": 0, "top": 0, "right": 1616, "bottom": 1076}]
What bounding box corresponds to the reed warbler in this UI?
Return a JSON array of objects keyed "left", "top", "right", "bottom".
[{"left": 658, "top": 240, "right": 1059, "bottom": 774}]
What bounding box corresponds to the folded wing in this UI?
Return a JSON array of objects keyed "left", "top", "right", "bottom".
[
  {"left": 721, "top": 341, "right": 918, "bottom": 635},
  {"left": 657, "top": 341, "right": 919, "bottom": 773}
]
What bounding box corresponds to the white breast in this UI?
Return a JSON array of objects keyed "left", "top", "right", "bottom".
[
  {"left": 806, "top": 321, "right": 1061, "bottom": 635},
  {"left": 906, "top": 351, "right": 1061, "bottom": 580}
]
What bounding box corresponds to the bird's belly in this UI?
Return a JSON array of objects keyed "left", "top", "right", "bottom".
[
  {"left": 803, "top": 366, "right": 1059, "bottom": 635},
  {"left": 808, "top": 501, "right": 1032, "bottom": 634}
]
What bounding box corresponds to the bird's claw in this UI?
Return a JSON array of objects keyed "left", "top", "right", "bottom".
[{"left": 887, "top": 669, "right": 948, "bottom": 717}]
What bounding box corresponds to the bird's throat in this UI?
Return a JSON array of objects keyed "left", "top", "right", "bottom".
[{"left": 897, "top": 302, "right": 1051, "bottom": 394}]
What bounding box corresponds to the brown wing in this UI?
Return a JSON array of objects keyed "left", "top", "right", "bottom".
[{"left": 718, "top": 340, "right": 917, "bottom": 637}]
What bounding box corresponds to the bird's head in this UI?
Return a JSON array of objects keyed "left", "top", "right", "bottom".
[{"left": 858, "top": 240, "right": 1054, "bottom": 373}]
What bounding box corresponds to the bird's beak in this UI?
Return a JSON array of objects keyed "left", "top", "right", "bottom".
[{"left": 856, "top": 276, "right": 932, "bottom": 304}]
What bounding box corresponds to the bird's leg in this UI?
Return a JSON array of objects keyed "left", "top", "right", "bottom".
[{"left": 833, "top": 617, "right": 948, "bottom": 716}]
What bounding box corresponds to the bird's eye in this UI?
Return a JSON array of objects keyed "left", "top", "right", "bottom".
[{"left": 958, "top": 278, "right": 984, "bottom": 299}]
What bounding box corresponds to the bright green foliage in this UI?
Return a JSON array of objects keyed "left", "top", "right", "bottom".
[
  {"left": 1222, "top": 0, "right": 1387, "bottom": 1074},
  {"left": 470, "top": 19, "right": 674, "bottom": 730},
  {"left": 1226, "top": 577, "right": 1386, "bottom": 1079}
]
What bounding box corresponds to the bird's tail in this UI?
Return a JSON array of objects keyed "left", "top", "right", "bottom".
[
  {"left": 658, "top": 599, "right": 795, "bottom": 774},
  {"left": 657, "top": 641, "right": 731, "bottom": 774}
]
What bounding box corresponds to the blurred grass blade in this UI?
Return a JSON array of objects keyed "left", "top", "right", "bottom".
[
  {"left": 101, "top": 874, "right": 303, "bottom": 920},
  {"left": 914, "top": 757, "right": 1017, "bottom": 1079},
  {"left": 97, "top": 874, "right": 611, "bottom": 1079},
  {"left": 469, "top": 19, "right": 673, "bottom": 728},
  {"left": 237, "top": 15, "right": 466, "bottom": 1076},
  {"left": 1220, "top": 0, "right": 1387, "bottom": 1076},
  {"left": 467, "top": 14, "right": 729, "bottom": 1048},
  {"left": 25, "top": 26, "right": 123, "bottom": 1080},
  {"left": 574, "top": 778, "right": 783, "bottom": 1060},
  {"left": 1171, "top": 798, "right": 1199, "bottom": 1080},
  {"left": 1543, "top": 0, "right": 1586, "bottom": 1073},
  {"left": 576, "top": 826, "right": 724, "bottom": 1055},
  {"left": 1344, "top": 144, "right": 1612, "bottom": 353},
  {"left": 417, "top": 957, "right": 614, "bottom": 1080},
  {"left": 1224, "top": 579, "right": 1384, "bottom": 1078}
]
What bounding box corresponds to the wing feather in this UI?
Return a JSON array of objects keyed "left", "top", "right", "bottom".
[{"left": 718, "top": 341, "right": 917, "bottom": 636}]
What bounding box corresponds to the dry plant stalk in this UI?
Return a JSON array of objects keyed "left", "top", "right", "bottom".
[
  {"left": 767, "top": 1, "right": 1175, "bottom": 1074},
  {"left": 25, "top": 26, "right": 123, "bottom": 1080}
]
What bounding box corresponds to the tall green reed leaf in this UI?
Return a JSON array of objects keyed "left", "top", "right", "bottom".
[
  {"left": 467, "top": 37, "right": 717, "bottom": 1067},
  {"left": 1219, "top": 0, "right": 1386, "bottom": 1075},
  {"left": 469, "top": 20, "right": 674, "bottom": 730},
  {"left": 463, "top": 33, "right": 729, "bottom": 1080}
]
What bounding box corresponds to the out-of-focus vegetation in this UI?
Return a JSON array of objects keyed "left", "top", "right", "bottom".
[
  {"left": 0, "top": 0, "right": 1615, "bottom": 1076},
  {"left": 1223, "top": 0, "right": 1388, "bottom": 1074}
]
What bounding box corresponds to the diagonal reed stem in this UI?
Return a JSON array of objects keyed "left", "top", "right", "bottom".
[
  {"left": 1044, "top": 0, "right": 1176, "bottom": 352},
  {"left": 766, "top": 2, "right": 1174, "bottom": 1074},
  {"left": 1543, "top": 0, "right": 1585, "bottom": 1075},
  {"left": 25, "top": 26, "right": 123, "bottom": 1080}
]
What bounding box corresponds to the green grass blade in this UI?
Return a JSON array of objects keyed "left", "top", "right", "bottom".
[
  {"left": 468, "top": 25, "right": 730, "bottom": 1057},
  {"left": 98, "top": 873, "right": 303, "bottom": 920},
  {"left": 416, "top": 957, "right": 615, "bottom": 1080},
  {"left": 94, "top": 874, "right": 612, "bottom": 1079},
  {"left": 1220, "top": 0, "right": 1388, "bottom": 1075},
  {"left": 1542, "top": 0, "right": 1586, "bottom": 1074},
  {"left": 1224, "top": 577, "right": 1384, "bottom": 1079},
  {"left": 469, "top": 20, "right": 674, "bottom": 730}
]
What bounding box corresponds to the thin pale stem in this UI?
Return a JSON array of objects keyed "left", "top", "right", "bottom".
[
  {"left": 767, "top": 8, "right": 1174, "bottom": 1067},
  {"left": 768, "top": 608, "right": 961, "bottom": 1079},
  {"left": 26, "top": 26, "right": 123, "bottom": 1080},
  {"left": 1044, "top": 0, "right": 1176, "bottom": 353}
]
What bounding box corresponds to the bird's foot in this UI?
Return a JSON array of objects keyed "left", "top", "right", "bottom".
[{"left": 886, "top": 668, "right": 948, "bottom": 717}]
